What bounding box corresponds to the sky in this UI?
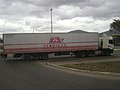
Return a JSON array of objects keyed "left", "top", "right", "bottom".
[{"left": 0, "top": 0, "right": 120, "bottom": 37}]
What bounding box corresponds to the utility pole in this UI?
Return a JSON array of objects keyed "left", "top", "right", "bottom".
[
  {"left": 33, "top": 29, "right": 34, "bottom": 33},
  {"left": 50, "top": 9, "right": 53, "bottom": 33}
]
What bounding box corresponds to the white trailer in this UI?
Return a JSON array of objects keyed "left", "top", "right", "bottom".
[{"left": 2, "top": 33, "right": 114, "bottom": 59}]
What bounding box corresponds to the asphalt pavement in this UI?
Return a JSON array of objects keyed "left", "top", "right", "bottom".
[{"left": 0, "top": 58, "right": 120, "bottom": 90}]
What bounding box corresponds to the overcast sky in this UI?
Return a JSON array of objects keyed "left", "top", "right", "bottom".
[{"left": 0, "top": 0, "right": 120, "bottom": 37}]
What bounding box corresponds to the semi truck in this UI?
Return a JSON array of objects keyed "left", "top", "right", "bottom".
[{"left": 2, "top": 32, "right": 114, "bottom": 60}]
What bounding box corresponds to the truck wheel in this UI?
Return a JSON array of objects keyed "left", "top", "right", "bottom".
[
  {"left": 32, "top": 54, "right": 40, "bottom": 60},
  {"left": 105, "top": 51, "right": 111, "bottom": 56},
  {"left": 74, "top": 52, "right": 81, "bottom": 58},
  {"left": 75, "top": 53, "right": 79, "bottom": 58},
  {"left": 22, "top": 54, "right": 32, "bottom": 60},
  {"left": 74, "top": 51, "right": 85, "bottom": 58},
  {"left": 80, "top": 51, "right": 86, "bottom": 57},
  {"left": 85, "top": 51, "right": 90, "bottom": 57},
  {"left": 101, "top": 50, "right": 111, "bottom": 56},
  {"left": 41, "top": 54, "right": 48, "bottom": 60},
  {"left": 3, "top": 54, "right": 7, "bottom": 59},
  {"left": 90, "top": 51, "right": 95, "bottom": 57}
]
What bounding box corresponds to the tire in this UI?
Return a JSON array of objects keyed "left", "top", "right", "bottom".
[
  {"left": 22, "top": 54, "right": 31, "bottom": 60},
  {"left": 101, "top": 50, "right": 111, "bottom": 56},
  {"left": 32, "top": 54, "right": 40, "bottom": 60},
  {"left": 3, "top": 54, "right": 7, "bottom": 59},
  {"left": 41, "top": 54, "right": 48, "bottom": 60},
  {"left": 90, "top": 51, "right": 95, "bottom": 57},
  {"left": 106, "top": 51, "right": 111, "bottom": 56},
  {"left": 74, "top": 51, "right": 85, "bottom": 58}
]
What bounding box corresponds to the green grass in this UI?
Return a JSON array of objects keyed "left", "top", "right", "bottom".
[{"left": 62, "top": 61, "right": 120, "bottom": 73}]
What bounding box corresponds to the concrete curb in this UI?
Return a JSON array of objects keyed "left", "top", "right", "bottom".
[{"left": 46, "top": 63, "right": 120, "bottom": 77}]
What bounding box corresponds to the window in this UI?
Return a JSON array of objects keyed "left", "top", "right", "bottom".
[{"left": 109, "top": 40, "right": 113, "bottom": 44}]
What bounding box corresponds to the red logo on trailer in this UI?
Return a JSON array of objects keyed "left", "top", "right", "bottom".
[
  {"left": 49, "top": 37, "right": 64, "bottom": 43},
  {"left": 44, "top": 37, "right": 66, "bottom": 48}
]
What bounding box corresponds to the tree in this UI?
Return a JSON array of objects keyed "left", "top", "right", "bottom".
[
  {"left": 110, "top": 19, "right": 120, "bottom": 32},
  {"left": 110, "top": 19, "right": 120, "bottom": 46}
]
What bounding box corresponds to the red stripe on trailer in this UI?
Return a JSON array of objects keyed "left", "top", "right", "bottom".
[
  {"left": 4, "top": 45, "right": 98, "bottom": 54},
  {"left": 4, "top": 41, "right": 98, "bottom": 46}
]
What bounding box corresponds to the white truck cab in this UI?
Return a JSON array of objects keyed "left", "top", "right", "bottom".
[{"left": 99, "top": 34, "right": 114, "bottom": 55}]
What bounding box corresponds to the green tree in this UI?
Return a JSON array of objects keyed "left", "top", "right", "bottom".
[
  {"left": 110, "top": 19, "right": 120, "bottom": 46},
  {"left": 110, "top": 19, "right": 120, "bottom": 32}
]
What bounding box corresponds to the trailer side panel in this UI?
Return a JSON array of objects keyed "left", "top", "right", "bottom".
[{"left": 3, "top": 33, "right": 99, "bottom": 54}]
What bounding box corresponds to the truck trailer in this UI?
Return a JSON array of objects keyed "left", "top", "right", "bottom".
[{"left": 2, "top": 33, "right": 114, "bottom": 60}]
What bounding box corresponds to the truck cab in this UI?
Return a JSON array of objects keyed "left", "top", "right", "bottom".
[{"left": 99, "top": 34, "right": 114, "bottom": 55}]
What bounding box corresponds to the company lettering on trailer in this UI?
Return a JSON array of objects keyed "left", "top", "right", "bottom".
[
  {"left": 44, "top": 37, "right": 66, "bottom": 48},
  {"left": 44, "top": 43, "right": 66, "bottom": 48}
]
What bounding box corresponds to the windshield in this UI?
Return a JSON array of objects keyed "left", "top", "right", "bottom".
[{"left": 109, "top": 40, "right": 113, "bottom": 44}]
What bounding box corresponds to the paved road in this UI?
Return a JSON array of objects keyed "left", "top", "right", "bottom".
[{"left": 0, "top": 59, "right": 120, "bottom": 90}]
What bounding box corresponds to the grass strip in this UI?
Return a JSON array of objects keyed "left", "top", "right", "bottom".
[{"left": 62, "top": 61, "right": 120, "bottom": 73}]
